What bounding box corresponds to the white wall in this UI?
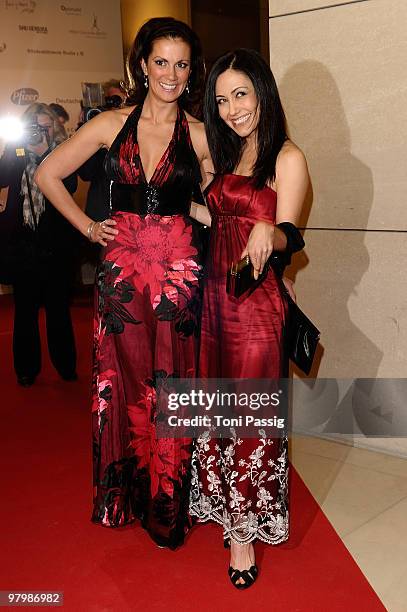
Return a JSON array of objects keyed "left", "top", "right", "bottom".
[{"left": 269, "top": 0, "right": 407, "bottom": 456}]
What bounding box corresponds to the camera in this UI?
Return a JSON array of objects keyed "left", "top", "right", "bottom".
[
  {"left": 85, "top": 94, "right": 123, "bottom": 121},
  {"left": 22, "top": 122, "right": 50, "bottom": 146},
  {"left": 81, "top": 82, "right": 123, "bottom": 123},
  {"left": 0, "top": 116, "right": 49, "bottom": 147}
]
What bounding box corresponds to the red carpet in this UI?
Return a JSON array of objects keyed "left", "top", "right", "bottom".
[{"left": 0, "top": 294, "right": 385, "bottom": 611}]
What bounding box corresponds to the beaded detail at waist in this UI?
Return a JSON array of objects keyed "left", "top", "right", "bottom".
[{"left": 110, "top": 182, "right": 191, "bottom": 216}]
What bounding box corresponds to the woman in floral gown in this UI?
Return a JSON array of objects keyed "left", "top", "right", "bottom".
[
  {"left": 189, "top": 49, "right": 309, "bottom": 587},
  {"left": 35, "top": 18, "right": 212, "bottom": 549}
]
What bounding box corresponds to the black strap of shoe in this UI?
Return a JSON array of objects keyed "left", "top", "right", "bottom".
[{"left": 228, "top": 565, "right": 258, "bottom": 589}]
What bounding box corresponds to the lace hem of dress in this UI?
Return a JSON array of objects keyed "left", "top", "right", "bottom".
[{"left": 189, "top": 495, "right": 289, "bottom": 545}]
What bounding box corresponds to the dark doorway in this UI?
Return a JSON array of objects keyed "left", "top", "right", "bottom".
[{"left": 191, "top": 0, "right": 269, "bottom": 70}]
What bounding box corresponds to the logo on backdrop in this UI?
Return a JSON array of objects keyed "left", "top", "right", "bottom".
[
  {"left": 60, "top": 4, "right": 82, "bottom": 16},
  {"left": 91, "top": 13, "right": 99, "bottom": 33},
  {"left": 26, "top": 48, "right": 84, "bottom": 57},
  {"left": 18, "top": 24, "right": 48, "bottom": 34},
  {"left": 56, "top": 97, "right": 81, "bottom": 105},
  {"left": 69, "top": 13, "right": 107, "bottom": 39},
  {"left": 11, "top": 88, "right": 39, "bottom": 105},
  {"left": 5, "top": 0, "right": 36, "bottom": 13},
  {"left": 0, "top": 43, "right": 6, "bottom": 53}
]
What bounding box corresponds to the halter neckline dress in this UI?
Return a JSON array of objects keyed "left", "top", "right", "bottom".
[{"left": 91, "top": 103, "right": 204, "bottom": 549}]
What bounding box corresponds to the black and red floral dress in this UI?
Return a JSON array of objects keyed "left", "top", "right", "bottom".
[{"left": 91, "top": 104, "right": 204, "bottom": 549}]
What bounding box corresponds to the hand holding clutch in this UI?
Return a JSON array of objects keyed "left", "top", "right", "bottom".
[
  {"left": 226, "top": 254, "right": 320, "bottom": 375},
  {"left": 226, "top": 255, "right": 266, "bottom": 298}
]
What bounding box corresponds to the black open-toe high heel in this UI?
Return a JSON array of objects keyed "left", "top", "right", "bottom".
[{"left": 228, "top": 564, "right": 258, "bottom": 590}]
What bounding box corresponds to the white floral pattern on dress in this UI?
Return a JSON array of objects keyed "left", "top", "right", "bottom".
[{"left": 190, "top": 429, "right": 289, "bottom": 545}]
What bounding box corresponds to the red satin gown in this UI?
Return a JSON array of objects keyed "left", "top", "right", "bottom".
[{"left": 190, "top": 174, "right": 289, "bottom": 545}]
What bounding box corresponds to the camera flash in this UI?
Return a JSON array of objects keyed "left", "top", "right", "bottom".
[{"left": 0, "top": 117, "right": 24, "bottom": 142}]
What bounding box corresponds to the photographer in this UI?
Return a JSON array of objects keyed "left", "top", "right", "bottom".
[
  {"left": 0, "top": 103, "right": 78, "bottom": 387},
  {"left": 49, "top": 103, "right": 69, "bottom": 139},
  {"left": 76, "top": 81, "right": 125, "bottom": 270},
  {"left": 78, "top": 80, "right": 125, "bottom": 223}
]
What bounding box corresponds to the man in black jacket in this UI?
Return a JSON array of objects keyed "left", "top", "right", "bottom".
[{"left": 76, "top": 81, "right": 126, "bottom": 267}]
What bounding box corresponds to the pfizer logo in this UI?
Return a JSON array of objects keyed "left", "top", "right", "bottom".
[{"left": 11, "top": 87, "right": 39, "bottom": 105}]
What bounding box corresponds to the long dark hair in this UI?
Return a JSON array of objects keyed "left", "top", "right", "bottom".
[
  {"left": 125, "top": 17, "right": 205, "bottom": 116},
  {"left": 204, "top": 48, "right": 287, "bottom": 188}
]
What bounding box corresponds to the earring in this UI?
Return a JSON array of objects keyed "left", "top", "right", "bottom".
[
  {"left": 185, "top": 81, "right": 190, "bottom": 94},
  {"left": 119, "top": 80, "right": 129, "bottom": 96},
  {"left": 144, "top": 74, "right": 149, "bottom": 89}
]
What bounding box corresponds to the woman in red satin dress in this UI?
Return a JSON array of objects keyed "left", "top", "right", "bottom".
[{"left": 189, "top": 49, "right": 310, "bottom": 588}]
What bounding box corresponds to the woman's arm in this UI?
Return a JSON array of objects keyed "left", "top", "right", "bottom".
[
  {"left": 188, "top": 119, "right": 214, "bottom": 227},
  {"left": 275, "top": 143, "right": 309, "bottom": 226},
  {"left": 242, "top": 143, "right": 309, "bottom": 278},
  {"left": 189, "top": 154, "right": 214, "bottom": 227},
  {"left": 187, "top": 116, "right": 215, "bottom": 188},
  {"left": 34, "top": 111, "right": 120, "bottom": 245},
  {"left": 190, "top": 202, "right": 212, "bottom": 226}
]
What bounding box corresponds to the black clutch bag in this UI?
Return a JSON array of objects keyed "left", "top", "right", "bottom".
[
  {"left": 283, "top": 290, "right": 320, "bottom": 375},
  {"left": 226, "top": 255, "right": 266, "bottom": 298},
  {"left": 226, "top": 254, "right": 320, "bottom": 375},
  {"left": 268, "top": 247, "right": 320, "bottom": 375}
]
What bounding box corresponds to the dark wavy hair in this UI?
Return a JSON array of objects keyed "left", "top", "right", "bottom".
[
  {"left": 204, "top": 48, "right": 287, "bottom": 188},
  {"left": 125, "top": 17, "right": 205, "bottom": 116}
]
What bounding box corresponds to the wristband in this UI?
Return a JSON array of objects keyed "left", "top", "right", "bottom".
[{"left": 276, "top": 222, "right": 305, "bottom": 254}]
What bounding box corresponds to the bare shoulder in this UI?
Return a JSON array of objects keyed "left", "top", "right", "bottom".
[
  {"left": 104, "top": 105, "right": 135, "bottom": 128},
  {"left": 274, "top": 140, "right": 309, "bottom": 199},
  {"left": 276, "top": 140, "right": 308, "bottom": 175},
  {"left": 74, "top": 105, "right": 136, "bottom": 148},
  {"left": 186, "top": 114, "right": 206, "bottom": 139},
  {"left": 184, "top": 110, "right": 203, "bottom": 125},
  {"left": 79, "top": 107, "right": 126, "bottom": 130},
  {"left": 276, "top": 140, "right": 308, "bottom": 182},
  {"left": 116, "top": 105, "right": 137, "bottom": 119},
  {"left": 92, "top": 105, "right": 135, "bottom": 128},
  {"left": 186, "top": 114, "right": 210, "bottom": 160}
]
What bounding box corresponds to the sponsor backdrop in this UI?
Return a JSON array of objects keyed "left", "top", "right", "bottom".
[
  {"left": 0, "top": 0, "right": 123, "bottom": 291},
  {"left": 0, "top": 0, "right": 124, "bottom": 137}
]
